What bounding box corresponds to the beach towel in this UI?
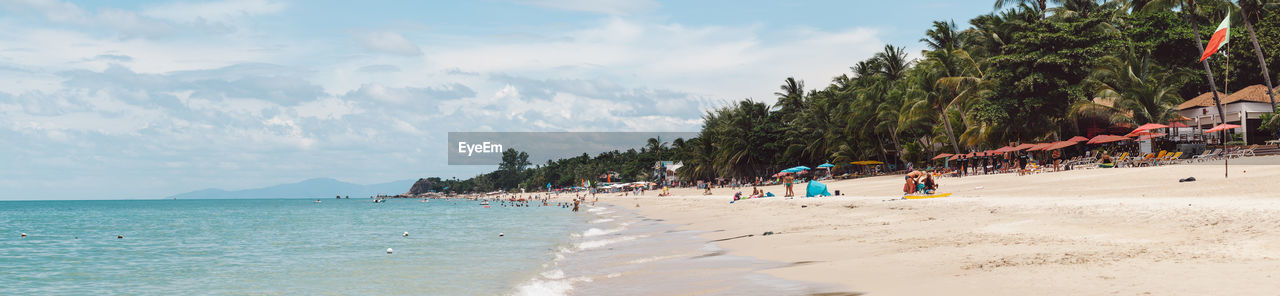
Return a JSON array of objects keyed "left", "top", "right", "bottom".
[
  {"left": 806, "top": 180, "right": 832, "bottom": 197},
  {"left": 765, "top": 192, "right": 775, "bottom": 197}
]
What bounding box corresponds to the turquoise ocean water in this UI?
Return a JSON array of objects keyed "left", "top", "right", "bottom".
[{"left": 0, "top": 199, "right": 585, "bottom": 295}]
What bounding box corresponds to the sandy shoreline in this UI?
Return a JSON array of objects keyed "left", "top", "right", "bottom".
[{"left": 601, "top": 157, "right": 1280, "bottom": 295}]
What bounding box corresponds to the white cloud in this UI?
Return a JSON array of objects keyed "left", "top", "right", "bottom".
[
  {"left": 142, "top": 0, "right": 286, "bottom": 25},
  {"left": 353, "top": 31, "right": 423, "bottom": 56},
  {"left": 0, "top": 2, "right": 894, "bottom": 199},
  {"left": 424, "top": 18, "right": 883, "bottom": 100},
  {"left": 295, "top": 97, "right": 361, "bottom": 120},
  {"left": 0, "top": 0, "right": 174, "bottom": 36},
  {"left": 516, "top": 0, "right": 659, "bottom": 15}
]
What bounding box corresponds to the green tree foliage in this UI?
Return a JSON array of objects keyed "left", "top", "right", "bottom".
[{"left": 417, "top": 1, "right": 1278, "bottom": 189}]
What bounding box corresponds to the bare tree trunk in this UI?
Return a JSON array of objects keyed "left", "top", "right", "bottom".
[
  {"left": 1189, "top": 9, "right": 1230, "bottom": 178},
  {"left": 1243, "top": 16, "right": 1277, "bottom": 110},
  {"left": 888, "top": 123, "right": 905, "bottom": 163},
  {"left": 941, "top": 107, "right": 963, "bottom": 154}
]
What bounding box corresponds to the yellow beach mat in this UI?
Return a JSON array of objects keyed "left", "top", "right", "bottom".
[{"left": 903, "top": 193, "right": 953, "bottom": 200}]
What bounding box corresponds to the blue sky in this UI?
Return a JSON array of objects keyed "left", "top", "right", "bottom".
[{"left": 0, "top": 0, "right": 995, "bottom": 200}]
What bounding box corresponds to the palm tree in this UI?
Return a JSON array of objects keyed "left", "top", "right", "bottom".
[
  {"left": 1145, "top": 0, "right": 1229, "bottom": 143},
  {"left": 1071, "top": 46, "right": 1189, "bottom": 125},
  {"left": 920, "top": 20, "right": 969, "bottom": 52},
  {"left": 994, "top": 0, "right": 1059, "bottom": 15},
  {"left": 645, "top": 137, "right": 667, "bottom": 156},
  {"left": 774, "top": 77, "right": 806, "bottom": 115},
  {"left": 873, "top": 45, "right": 911, "bottom": 81},
  {"left": 1233, "top": 0, "right": 1279, "bottom": 109}
]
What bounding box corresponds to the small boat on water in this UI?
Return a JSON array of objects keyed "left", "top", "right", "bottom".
[{"left": 479, "top": 201, "right": 490, "bottom": 205}]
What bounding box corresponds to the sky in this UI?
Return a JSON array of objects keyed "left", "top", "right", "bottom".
[{"left": 0, "top": 0, "right": 995, "bottom": 200}]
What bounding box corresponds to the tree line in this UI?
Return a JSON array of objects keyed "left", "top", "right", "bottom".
[{"left": 423, "top": 0, "right": 1280, "bottom": 193}]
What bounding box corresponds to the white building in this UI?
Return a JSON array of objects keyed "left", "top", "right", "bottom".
[{"left": 1177, "top": 84, "right": 1277, "bottom": 144}]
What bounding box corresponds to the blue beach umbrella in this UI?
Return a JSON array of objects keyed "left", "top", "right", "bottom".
[
  {"left": 790, "top": 166, "right": 811, "bottom": 171},
  {"left": 817, "top": 163, "right": 835, "bottom": 168},
  {"left": 781, "top": 167, "right": 803, "bottom": 173}
]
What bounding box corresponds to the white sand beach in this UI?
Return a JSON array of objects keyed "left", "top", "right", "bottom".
[{"left": 605, "top": 157, "right": 1280, "bottom": 295}]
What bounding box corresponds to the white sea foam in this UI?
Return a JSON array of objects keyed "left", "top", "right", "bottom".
[
  {"left": 626, "top": 254, "right": 685, "bottom": 264},
  {"left": 581, "top": 227, "right": 623, "bottom": 237},
  {"left": 589, "top": 218, "right": 614, "bottom": 224},
  {"left": 540, "top": 269, "right": 565, "bottom": 280},
  {"left": 576, "top": 235, "right": 642, "bottom": 250},
  {"left": 512, "top": 276, "right": 592, "bottom": 296}
]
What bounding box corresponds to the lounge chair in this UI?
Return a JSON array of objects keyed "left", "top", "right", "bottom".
[
  {"left": 1192, "top": 148, "right": 1221, "bottom": 163},
  {"left": 1112, "top": 153, "right": 1129, "bottom": 167},
  {"left": 1157, "top": 151, "right": 1182, "bottom": 165},
  {"left": 1226, "top": 145, "right": 1258, "bottom": 159},
  {"left": 1126, "top": 153, "right": 1152, "bottom": 167}
]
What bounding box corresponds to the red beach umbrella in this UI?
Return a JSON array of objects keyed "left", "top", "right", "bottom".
[
  {"left": 1010, "top": 143, "right": 1036, "bottom": 151},
  {"left": 1066, "top": 136, "right": 1089, "bottom": 142},
  {"left": 1049, "top": 141, "right": 1078, "bottom": 150},
  {"left": 1168, "top": 122, "right": 1189, "bottom": 128},
  {"left": 1138, "top": 133, "right": 1167, "bottom": 141},
  {"left": 932, "top": 153, "right": 954, "bottom": 160},
  {"left": 1027, "top": 143, "right": 1054, "bottom": 151},
  {"left": 1087, "top": 135, "right": 1130, "bottom": 144},
  {"left": 1204, "top": 124, "right": 1241, "bottom": 133},
  {"left": 1131, "top": 123, "right": 1169, "bottom": 134}
]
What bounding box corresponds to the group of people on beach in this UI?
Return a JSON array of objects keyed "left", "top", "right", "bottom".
[{"left": 903, "top": 170, "right": 938, "bottom": 195}]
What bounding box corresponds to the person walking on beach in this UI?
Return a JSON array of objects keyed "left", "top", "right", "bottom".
[{"left": 783, "top": 175, "right": 795, "bottom": 197}]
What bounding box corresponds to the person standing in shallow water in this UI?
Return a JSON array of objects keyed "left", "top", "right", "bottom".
[{"left": 572, "top": 199, "right": 579, "bottom": 212}]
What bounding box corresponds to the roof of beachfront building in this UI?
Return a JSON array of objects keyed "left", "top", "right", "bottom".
[
  {"left": 1176, "top": 84, "right": 1276, "bottom": 111},
  {"left": 1177, "top": 91, "right": 1227, "bottom": 110},
  {"left": 1221, "top": 84, "right": 1276, "bottom": 105}
]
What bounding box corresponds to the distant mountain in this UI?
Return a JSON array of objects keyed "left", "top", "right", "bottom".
[{"left": 166, "top": 178, "right": 415, "bottom": 199}]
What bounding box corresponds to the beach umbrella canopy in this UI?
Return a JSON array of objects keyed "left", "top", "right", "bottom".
[
  {"left": 1138, "top": 133, "right": 1167, "bottom": 141},
  {"left": 817, "top": 163, "right": 835, "bottom": 168},
  {"left": 790, "top": 166, "right": 812, "bottom": 171},
  {"left": 1168, "top": 122, "right": 1190, "bottom": 128},
  {"left": 1026, "top": 143, "right": 1054, "bottom": 151},
  {"left": 1066, "top": 136, "right": 1090, "bottom": 142},
  {"left": 1125, "top": 130, "right": 1162, "bottom": 137},
  {"left": 1131, "top": 123, "right": 1169, "bottom": 133},
  {"left": 932, "top": 153, "right": 953, "bottom": 160},
  {"left": 1011, "top": 143, "right": 1038, "bottom": 151},
  {"left": 781, "top": 167, "right": 803, "bottom": 173},
  {"left": 772, "top": 172, "right": 791, "bottom": 177},
  {"left": 1204, "top": 124, "right": 1242, "bottom": 133},
  {"left": 1087, "top": 135, "right": 1130, "bottom": 144},
  {"left": 1046, "top": 141, "right": 1078, "bottom": 150}
]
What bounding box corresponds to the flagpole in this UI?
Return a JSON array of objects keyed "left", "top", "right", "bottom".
[{"left": 1191, "top": 10, "right": 1232, "bottom": 178}]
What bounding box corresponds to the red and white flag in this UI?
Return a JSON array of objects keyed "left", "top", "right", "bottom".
[{"left": 1199, "top": 14, "right": 1231, "bottom": 62}]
